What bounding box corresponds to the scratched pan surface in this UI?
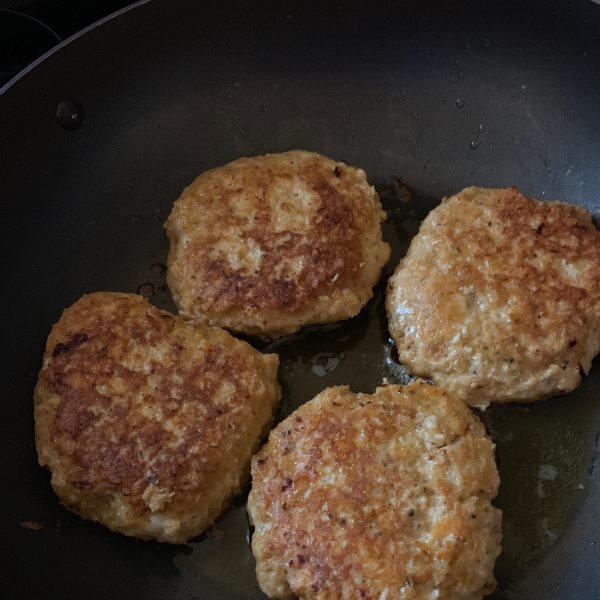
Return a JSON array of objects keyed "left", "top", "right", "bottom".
[{"left": 1, "top": 0, "right": 599, "bottom": 598}]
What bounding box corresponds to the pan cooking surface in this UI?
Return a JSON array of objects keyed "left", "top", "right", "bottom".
[{"left": 1, "top": 1, "right": 599, "bottom": 598}]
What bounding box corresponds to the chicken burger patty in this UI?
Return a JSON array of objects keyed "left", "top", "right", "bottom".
[
  {"left": 164, "top": 150, "right": 391, "bottom": 337},
  {"left": 34, "top": 292, "right": 280, "bottom": 543},
  {"left": 248, "top": 381, "right": 502, "bottom": 600},
  {"left": 386, "top": 186, "right": 600, "bottom": 408}
]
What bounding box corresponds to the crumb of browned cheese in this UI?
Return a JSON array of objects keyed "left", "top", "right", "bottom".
[{"left": 20, "top": 521, "right": 44, "bottom": 530}]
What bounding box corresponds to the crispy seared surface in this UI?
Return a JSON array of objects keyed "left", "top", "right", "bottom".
[
  {"left": 165, "top": 150, "right": 390, "bottom": 337},
  {"left": 34, "top": 292, "right": 280, "bottom": 543},
  {"left": 386, "top": 187, "right": 600, "bottom": 408},
  {"left": 248, "top": 382, "right": 502, "bottom": 600}
]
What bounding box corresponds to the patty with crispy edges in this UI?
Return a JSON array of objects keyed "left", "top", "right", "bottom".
[
  {"left": 164, "top": 150, "right": 391, "bottom": 338},
  {"left": 248, "top": 382, "right": 502, "bottom": 600},
  {"left": 386, "top": 187, "right": 600, "bottom": 409},
  {"left": 34, "top": 292, "right": 280, "bottom": 543}
]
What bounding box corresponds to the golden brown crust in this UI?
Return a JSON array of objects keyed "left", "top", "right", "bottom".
[
  {"left": 386, "top": 187, "right": 600, "bottom": 408},
  {"left": 34, "top": 292, "right": 280, "bottom": 543},
  {"left": 165, "top": 151, "right": 390, "bottom": 337},
  {"left": 248, "top": 382, "right": 502, "bottom": 600}
]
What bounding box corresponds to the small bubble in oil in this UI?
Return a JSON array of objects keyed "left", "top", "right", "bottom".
[
  {"left": 456, "top": 98, "right": 465, "bottom": 108},
  {"left": 137, "top": 283, "right": 154, "bottom": 298},
  {"left": 149, "top": 262, "right": 166, "bottom": 275},
  {"left": 470, "top": 139, "right": 481, "bottom": 150},
  {"left": 310, "top": 352, "right": 342, "bottom": 377}
]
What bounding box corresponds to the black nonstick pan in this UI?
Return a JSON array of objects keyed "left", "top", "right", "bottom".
[{"left": 1, "top": 0, "right": 599, "bottom": 598}]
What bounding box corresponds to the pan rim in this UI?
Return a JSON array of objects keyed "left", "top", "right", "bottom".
[{"left": 0, "top": 0, "right": 151, "bottom": 96}]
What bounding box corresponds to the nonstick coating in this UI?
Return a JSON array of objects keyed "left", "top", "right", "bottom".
[{"left": 1, "top": 1, "right": 600, "bottom": 598}]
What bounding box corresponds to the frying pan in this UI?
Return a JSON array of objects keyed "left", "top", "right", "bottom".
[{"left": 1, "top": 0, "right": 599, "bottom": 598}]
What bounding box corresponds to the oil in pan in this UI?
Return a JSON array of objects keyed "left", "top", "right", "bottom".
[{"left": 137, "top": 180, "right": 600, "bottom": 599}]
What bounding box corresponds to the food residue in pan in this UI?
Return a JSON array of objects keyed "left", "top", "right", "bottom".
[{"left": 20, "top": 521, "right": 44, "bottom": 531}]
